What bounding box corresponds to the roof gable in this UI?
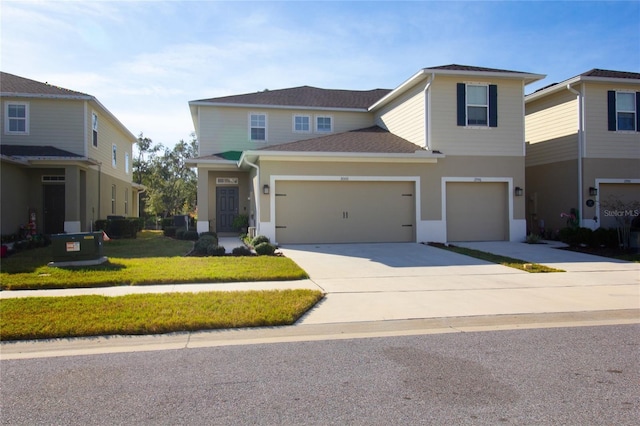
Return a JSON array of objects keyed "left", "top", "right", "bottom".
[
  {"left": 193, "top": 86, "right": 391, "bottom": 110},
  {"left": 0, "top": 72, "right": 89, "bottom": 97},
  {"left": 580, "top": 69, "right": 640, "bottom": 80}
]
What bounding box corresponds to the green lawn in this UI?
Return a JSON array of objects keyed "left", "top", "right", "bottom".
[
  {"left": 1, "top": 290, "right": 324, "bottom": 341},
  {"left": 1, "top": 231, "right": 308, "bottom": 290}
]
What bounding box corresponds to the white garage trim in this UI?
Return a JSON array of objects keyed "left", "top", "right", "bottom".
[
  {"left": 441, "top": 177, "right": 524, "bottom": 242},
  {"left": 264, "top": 175, "right": 421, "bottom": 244}
]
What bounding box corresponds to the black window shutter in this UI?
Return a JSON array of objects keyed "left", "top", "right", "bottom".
[
  {"left": 607, "top": 90, "right": 616, "bottom": 131},
  {"left": 489, "top": 84, "right": 498, "bottom": 127},
  {"left": 457, "top": 83, "right": 466, "bottom": 126},
  {"left": 636, "top": 92, "right": 640, "bottom": 132}
]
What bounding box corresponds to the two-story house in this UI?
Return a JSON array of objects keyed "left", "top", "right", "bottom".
[
  {"left": 525, "top": 69, "right": 640, "bottom": 235},
  {"left": 0, "top": 72, "right": 141, "bottom": 236},
  {"left": 188, "top": 65, "right": 544, "bottom": 244}
]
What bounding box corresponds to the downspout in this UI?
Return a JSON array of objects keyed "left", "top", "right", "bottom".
[
  {"left": 567, "top": 84, "right": 584, "bottom": 227},
  {"left": 423, "top": 74, "right": 435, "bottom": 150},
  {"left": 240, "top": 157, "right": 261, "bottom": 235}
]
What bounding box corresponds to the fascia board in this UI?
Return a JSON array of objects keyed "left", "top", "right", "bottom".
[
  {"left": 187, "top": 100, "right": 367, "bottom": 113},
  {"left": 526, "top": 75, "right": 640, "bottom": 103},
  {"left": 0, "top": 154, "right": 30, "bottom": 166},
  {"left": 426, "top": 69, "right": 545, "bottom": 85},
  {"left": 369, "top": 69, "right": 428, "bottom": 111},
  {"left": 243, "top": 150, "right": 444, "bottom": 163}
]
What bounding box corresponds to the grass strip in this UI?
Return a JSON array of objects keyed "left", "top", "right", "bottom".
[
  {"left": 1, "top": 256, "right": 309, "bottom": 290},
  {"left": 428, "top": 243, "right": 564, "bottom": 273},
  {"left": 0, "top": 290, "right": 324, "bottom": 341}
]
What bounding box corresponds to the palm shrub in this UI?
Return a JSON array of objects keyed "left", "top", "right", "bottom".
[{"left": 251, "top": 235, "right": 270, "bottom": 247}]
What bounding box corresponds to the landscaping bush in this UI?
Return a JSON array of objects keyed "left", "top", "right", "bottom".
[
  {"left": 182, "top": 230, "right": 199, "bottom": 241},
  {"left": 232, "top": 246, "right": 252, "bottom": 256},
  {"left": 592, "top": 227, "right": 618, "bottom": 248},
  {"left": 254, "top": 242, "right": 276, "bottom": 256},
  {"left": 251, "top": 235, "right": 270, "bottom": 247},
  {"left": 95, "top": 218, "right": 138, "bottom": 239},
  {"left": 206, "top": 245, "right": 226, "bottom": 256},
  {"left": 163, "top": 226, "right": 178, "bottom": 238},
  {"left": 199, "top": 231, "right": 218, "bottom": 239},
  {"left": 175, "top": 228, "right": 186, "bottom": 240},
  {"left": 161, "top": 217, "right": 174, "bottom": 229},
  {"left": 194, "top": 235, "right": 218, "bottom": 255}
]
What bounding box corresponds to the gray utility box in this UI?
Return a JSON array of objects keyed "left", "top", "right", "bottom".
[{"left": 51, "top": 232, "right": 104, "bottom": 262}]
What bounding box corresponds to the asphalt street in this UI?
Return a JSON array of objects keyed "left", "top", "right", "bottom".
[{"left": 2, "top": 324, "right": 638, "bottom": 425}]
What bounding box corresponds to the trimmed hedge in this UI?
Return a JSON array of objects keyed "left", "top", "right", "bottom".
[
  {"left": 255, "top": 242, "right": 276, "bottom": 256},
  {"left": 95, "top": 218, "right": 139, "bottom": 239}
]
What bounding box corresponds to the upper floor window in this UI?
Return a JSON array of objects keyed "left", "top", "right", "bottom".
[
  {"left": 125, "top": 152, "right": 130, "bottom": 174},
  {"left": 608, "top": 91, "right": 638, "bottom": 132},
  {"left": 293, "top": 115, "right": 310, "bottom": 133},
  {"left": 5, "top": 102, "right": 29, "bottom": 134},
  {"left": 316, "top": 115, "right": 333, "bottom": 133},
  {"left": 457, "top": 83, "right": 498, "bottom": 127},
  {"left": 92, "top": 112, "right": 98, "bottom": 146},
  {"left": 249, "top": 113, "right": 267, "bottom": 141},
  {"left": 112, "top": 144, "right": 117, "bottom": 167}
]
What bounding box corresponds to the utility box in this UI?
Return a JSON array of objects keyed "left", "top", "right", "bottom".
[{"left": 51, "top": 232, "right": 104, "bottom": 262}]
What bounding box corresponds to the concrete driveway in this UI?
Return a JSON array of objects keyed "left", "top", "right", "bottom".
[{"left": 279, "top": 242, "right": 640, "bottom": 325}]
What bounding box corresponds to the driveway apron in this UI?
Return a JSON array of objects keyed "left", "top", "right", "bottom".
[{"left": 279, "top": 242, "right": 640, "bottom": 325}]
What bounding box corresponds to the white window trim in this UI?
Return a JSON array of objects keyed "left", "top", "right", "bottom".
[
  {"left": 4, "top": 101, "right": 29, "bottom": 135},
  {"left": 112, "top": 144, "right": 117, "bottom": 168},
  {"left": 125, "top": 152, "right": 130, "bottom": 174},
  {"left": 249, "top": 112, "right": 268, "bottom": 142},
  {"left": 292, "top": 114, "right": 311, "bottom": 133},
  {"left": 465, "top": 83, "right": 489, "bottom": 128},
  {"left": 92, "top": 112, "right": 98, "bottom": 146},
  {"left": 315, "top": 115, "right": 333, "bottom": 133},
  {"left": 615, "top": 91, "right": 636, "bottom": 132}
]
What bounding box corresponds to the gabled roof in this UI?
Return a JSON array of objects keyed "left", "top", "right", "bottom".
[
  {"left": 526, "top": 68, "right": 640, "bottom": 102},
  {"left": 1, "top": 72, "right": 89, "bottom": 98},
  {"left": 259, "top": 126, "right": 425, "bottom": 154},
  {"left": 191, "top": 86, "right": 391, "bottom": 110},
  {"left": 424, "top": 64, "right": 533, "bottom": 75},
  {"left": 0, "top": 144, "right": 82, "bottom": 158}
]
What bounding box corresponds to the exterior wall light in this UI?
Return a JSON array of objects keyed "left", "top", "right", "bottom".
[
  {"left": 589, "top": 187, "right": 597, "bottom": 196},
  {"left": 514, "top": 186, "right": 523, "bottom": 196},
  {"left": 263, "top": 184, "right": 270, "bottom": 195}
]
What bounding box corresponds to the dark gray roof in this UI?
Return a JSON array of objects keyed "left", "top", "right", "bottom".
[
  {"left": 0, "top": 145, "right": 82, "bottom": 158},
  {"left": 194, "top": 86, "right": 391, "bottom": 109},
  {"left": 259, "top": 126, "right": 425, "bottom": 154},
  {"left": 1, "top": 72, "right": 89, "bottom": 97},
  {"left": 581, "top": 69, "right": 640, "bottom": 79},
  {"left": 424, "top": 64, "right": 532, "bottom": 75}
]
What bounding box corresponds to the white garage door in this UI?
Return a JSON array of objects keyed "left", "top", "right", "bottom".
[
  {"left": 446, "top": 182, "right": 508, "bottom": 242},
  {"left": 275, "top": 180, "right": 415, "bottom": 244}
]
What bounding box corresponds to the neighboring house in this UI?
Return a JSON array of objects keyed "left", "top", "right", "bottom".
[
  {"left": 0, "top": 72, "right": 141, "bottom": 236},
  {"left": 189, "top": 65, "right": 544, "bottom": 244},
  {"left": 525, "top": 69, "right": 640, "bottom": 235}
]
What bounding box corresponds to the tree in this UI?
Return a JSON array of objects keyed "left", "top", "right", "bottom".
[{"left": 134, "top": 132, "right": 198, "bottom": 218}]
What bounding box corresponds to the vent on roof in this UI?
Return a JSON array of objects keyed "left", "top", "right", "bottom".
[{"left": 42, "top": 175, "right": 65, "bottom": 182}]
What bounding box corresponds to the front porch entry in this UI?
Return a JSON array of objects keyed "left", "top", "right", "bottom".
[{"left": 216, "top": 186, "right": 239, "bottom": 233}]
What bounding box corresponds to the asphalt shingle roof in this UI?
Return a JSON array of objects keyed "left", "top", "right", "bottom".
[
  {"left": 424, "top": 64, "right": 532, "bottom": 75},
  {"left": 581, "top": 69, "right": 640, "bottom": 79},
  {"left": 195, "top": 86, "right": 392, "bottom": 109},
  {"left": 0, "top": 145, "right": 82, "bottom": 158},
  {"left": 1, "top": 72, "right": 89, "bottom": 97},
  {"left": 258, "top": 126, "right": 425, "bottom": 154}
]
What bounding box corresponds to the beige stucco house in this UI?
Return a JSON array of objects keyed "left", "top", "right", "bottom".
[
  {"left": 0, "top": 72, "right": 141, "bottom": 236},
  {"left": 189, "top": 65, "right": 544, "bottom": 244},
  {"left": 525, "top": 69, "right": 640, "bottom": 235}
]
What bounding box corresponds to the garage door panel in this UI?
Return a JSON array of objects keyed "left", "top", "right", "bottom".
[
  {"left": 446, "top": 182, "right": 508, "bottom": 242},
  {"left": 275, "top": 181, "right": 414, "bottom": 244}
]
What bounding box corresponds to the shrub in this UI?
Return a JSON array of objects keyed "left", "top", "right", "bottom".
[
  {"left": 175, "top": 228, "right": 186, "bottom": 240},
  {"left": 206, "top": 245, "right": 226, "bottom": 256},
  {"left": 194, "top": 235, "right": 218, "bottom": 255},
  {"left": 161, "top": 217, "right": 174, "bottom": 229},
  {"left": 163, "top": 226, "right": 177, "bottom": 238},
  {"left": 199, "top": 231, "right": 218, "bottom": 239},
  {"left": 592, "top": 227, "right": 618, "bottom": 248},
  {"left": 95, "top": 218, "right": 139, "bottom": 238},
  {"left": 232, "top": 246, "right": 252, "bottom": 256},
  {"left": 254, "top": 242, "right": 276, "bottom": 256},
  {"left": 251, "top": 235, "right": 270, "bottom": 247},
  {"left": 526, "top": 233, "right": 542, "bottom": 244},
  {"left": 183, "top": 230, "right": 199, "bottom": 241}
]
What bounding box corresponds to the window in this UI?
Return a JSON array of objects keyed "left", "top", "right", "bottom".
[
  {"left": 608, "top": 90, "right": 640, "bottom": 132},
  {"left": 316, "top": 115, "right": 332, "bottom": 133},
  {"left": 457, "top": 83, "right": 498, "bottom": 127},
  {"left": 293, "top": 115, "right": 310, "bottom": 132},
  {"left": 92, "top": 112, "right": 98, "bottom": 146},
  {"left": 125, "top": 152, "right": 130, "bottom": 174},
  {"left": 249, "top": 113, "right": 266, "bottom": 141},
  {"left": 124, "top": 188, "right": 129, "bottom": 215},
  {"left": 111, "top": 185, "right": 116, "bottom": 214},
  {"left": 5, "top": 102, "right": 29, "bottom": 134},
  {"left": 112, "top": 144, "right": 117, "bottom": 167}
]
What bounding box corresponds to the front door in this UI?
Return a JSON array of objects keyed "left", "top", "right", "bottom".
[
  {"left": 43, "top": 184, "right": 65, "bottom": 234},
  {"left": 216, "top": 187, "right": 238, "bottom": 233}
]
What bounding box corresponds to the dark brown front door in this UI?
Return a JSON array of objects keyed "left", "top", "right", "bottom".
[
  {"left": 216, "top": 187, "right": 238, "bottom": 233},
  {"left": 43, "top": 184, "right": 65, "bottom": 234}
]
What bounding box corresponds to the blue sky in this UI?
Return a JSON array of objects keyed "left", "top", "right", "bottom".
[{"left": 2, "top": 0, "right": 639, "bottom": 146}]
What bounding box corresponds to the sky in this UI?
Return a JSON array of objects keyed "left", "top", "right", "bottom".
[{"left": 2, "top": 0, "right": 639, "bottom": 148}]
